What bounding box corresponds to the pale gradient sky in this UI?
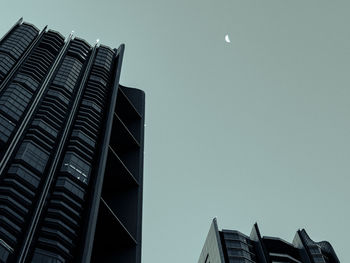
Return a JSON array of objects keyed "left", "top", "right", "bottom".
[{"left": 1, "top": 1, "right": 349, "bottom": 262}]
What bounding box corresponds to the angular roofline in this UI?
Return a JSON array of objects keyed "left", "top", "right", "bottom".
[
  {"left": 21, "top": 21, "right": 40, "bottom": 32},
  {"left": 299, "top": 229, "right": 340, "bottom": 263},
  {"left": 71, "top": 37, "right": 92, "bottom": 49}
]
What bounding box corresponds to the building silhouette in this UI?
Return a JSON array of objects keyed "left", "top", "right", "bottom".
[
  {"left": 199, "top": 219, "right": 339, "bottom": 263},
  {"left": 0, "top": 18, "right": 144, "bottom": 263}
]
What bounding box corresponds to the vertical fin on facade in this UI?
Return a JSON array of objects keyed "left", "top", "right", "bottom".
[
  {"left": 198, "top": 218, "right": 225, "bottom": 263},
  {"left": 250, "top": 223, "right": 268, "bottom": 263},
  {"left": 0, "top": 29, "right": 65, "bottom": 169},
  {"left": 0, "top": 29, "right": 68, "bottom": 263}
]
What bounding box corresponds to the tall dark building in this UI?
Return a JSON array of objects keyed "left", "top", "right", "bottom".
[
  {"left": 0, "top": 18, "right": 144, "bottom": 263},
  {"left": 199, "top": 219, "right": 339, "bottom": 263}
]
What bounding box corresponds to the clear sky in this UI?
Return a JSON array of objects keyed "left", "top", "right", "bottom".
[{"left": 1, "top": 1, "right": 349, "bottom": 262}]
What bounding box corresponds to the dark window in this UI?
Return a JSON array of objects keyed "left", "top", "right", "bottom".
[
  {"left": 0, "top": 115, "right": 15, "bottom": 145},
  {"left": 15, "top": 141, "right": 49, "bottom": 174},
  {"left": 8, "top": 164, "right": 40, "bottom": 190},
  {"left": 32, "top": 119, "right": 58, "bottom": 139},
  {"left": 13, "top": 74, "right": 39, "bottom": 92},
  {"left": 55, "top": 177, "right": 85, "bottom": 202}
]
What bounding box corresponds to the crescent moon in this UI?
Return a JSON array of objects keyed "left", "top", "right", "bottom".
[{"left": 225, "top": 34, "right": 230, "bottom": 43}]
